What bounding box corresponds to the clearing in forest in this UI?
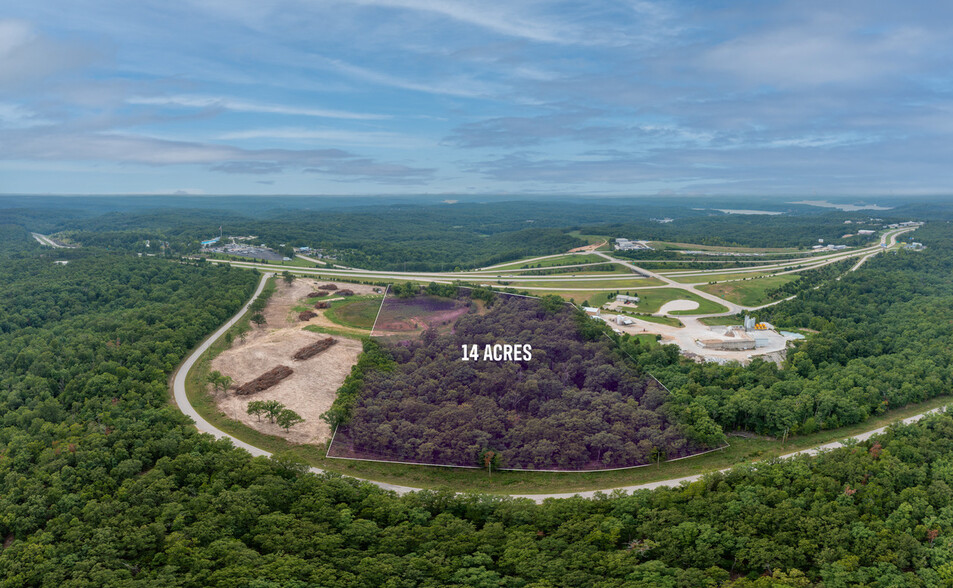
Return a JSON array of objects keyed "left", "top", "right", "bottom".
[{"left": 209, "top": 278, "right": 372, "bottom": 444}]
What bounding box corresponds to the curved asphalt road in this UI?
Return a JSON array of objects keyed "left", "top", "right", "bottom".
[{"left": 174, "top": 237, "right": 942, "bottom": 503}]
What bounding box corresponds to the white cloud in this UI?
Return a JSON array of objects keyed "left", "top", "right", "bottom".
[
  {"left": 0, "top": 102, "right": 50, "bottom": 128},
  {"left": 128, "top": 94, "right": 389, "bottom": 120},
  {"left": 0, "top": 19, "right": 98, "bottom": 88},
  {"left": 702, "top": 19, "right": 931, "bottom": 87},
  {"left": 346, "top": 0, "right": 571, "bottom": 44},
  {"left": 318, "top": 57, "right": 499, "bottom": 98},
  {"left": 219, "top": 127, "right": 431, "bottom": 148}
]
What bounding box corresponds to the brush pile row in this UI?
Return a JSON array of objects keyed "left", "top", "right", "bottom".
[{"left": 235, "top": 365, "right": 294, "bottom": 395}]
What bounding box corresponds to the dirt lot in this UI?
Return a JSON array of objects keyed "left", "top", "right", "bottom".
[
  {"left": 210, "top": 278, "right": 370, "bottom": 444},
  {"left": 265, "top": 278, "right": 379, "bottom": 328}
]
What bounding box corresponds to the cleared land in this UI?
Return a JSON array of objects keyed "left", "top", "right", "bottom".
[
  {"left": 211, "top": 329, "right": 361, "bottom": 444},
  {"left": 698, "top": 274, "right": 800, "bottom": 307},
  {"left": 204, "top": 278, "right": 376, "bottom": 445}
]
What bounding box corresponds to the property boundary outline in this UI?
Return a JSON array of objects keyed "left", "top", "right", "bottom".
[
  {"left": 324, "top": 441, "right": 730, "bottom": 473},
  {"left": 325, "top": 292, "right": 728, "bottom": 472}
]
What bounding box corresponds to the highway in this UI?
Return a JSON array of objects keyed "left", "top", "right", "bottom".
[
  {"left": 202, "top": 227, "right": 918, "bottom": 306},
  {"left": 32, "top": 232, "right": 65, "bottom": 248}
]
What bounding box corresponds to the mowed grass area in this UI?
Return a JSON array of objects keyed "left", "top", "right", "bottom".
[
  {"left": 663, "top": 269, "right": 788, "bottom": 283},
  {"left": 566, "top": 231, "right": 612, "bottom": 250},
  {"left": 700, "top": 315, "right": 745, "bottom": 326},
  {"left": 486, "top": 253, "right": 604, "bottom": 270},
  {"left": 649, "top": 241, "right": 805, "bottom": 254},
  {"left": 496, "top": 264, "right": 634, "bottom": 276},
  {"left": 489, "top": 278, "right": 663, "bottom": 289},
  {"left": 617, "top": 312, "right": 683, "bottom": 327},
  {"left": 324, "top": 296, "right": 384, "bottom": 330},
  {"left": 620, "top": 288, "right": 728, "bottom": 315},
  {"left": 698, "top": 274, "right": 800, "bottom": 307}
]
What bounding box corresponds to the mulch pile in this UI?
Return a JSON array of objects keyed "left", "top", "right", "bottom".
[
  {"left": 318, "top": 284, "right": 338, "bottom": 291},
  {"left": 235, "top": 365, "right": 293, "bottom": 395},
  {"left": 314, "top": 301, "right": 330, "bottom": 309},
  {"left": 338, "top": 289, "right": 355, "bottom": 296},
  {"left": 307, "top": 291, "right": 329, "bottom": 298},
  {"left": 298, "top": 311, "right": 317, "bottom": 321},
  {"left": 292, "top": 337, "right": 337, "bottom": 361}
]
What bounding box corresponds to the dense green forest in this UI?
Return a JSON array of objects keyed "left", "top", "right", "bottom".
[
  {"left": 1, "top": 196, "right": 916, "bottom": 271},
  {"left": 329, "top": 292, "right": 720, "bottom": 470},
  {"left": 6, "top": 222, "right": 953, "bottom": 585},
  {"left": 620, "top": 222, "right": 953, "bottom": 438}
]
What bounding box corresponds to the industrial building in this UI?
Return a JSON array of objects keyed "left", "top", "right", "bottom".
[
  {"left": 614, "top": 238, "right": 652, "bottom": 251},
  {"left": 616, "top": 294, "right": 640, "bottom": 304},
  {"left": 697, "top": 328, "right": 756, "bottom": 351}
]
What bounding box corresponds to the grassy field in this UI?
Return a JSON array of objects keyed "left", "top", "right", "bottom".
[
  {"left": 486, "top": 253, "right": 604, "bottom": 270},
  {"left": 566, "top": 231, "right": 612, "bottom": 250},
  {"left": 649, "top": 241, "right": 805, "bottom": 254},
  {"left": 698, "top": 274, "right": 800, "bottom": 306},
  {"left": 612, "top": 309, "right": 684, "bottom": 327},
  {"left": 490, "top": 278, "right": 661, "bottom": 289},
  {"left": 700, "top": 315, "right": 745, "bottom": 326},
  {"left": 618, "top": 288, "right": 728, "bottom": 315},
  {"left": 324, "top": 296, "right": 384, "bottom": 330},
  {"left": 494, "top": 264, "right": 633, "bottom": 276},
  {"left": 663, "top": 269, "right": 786, "bottom": 283}
]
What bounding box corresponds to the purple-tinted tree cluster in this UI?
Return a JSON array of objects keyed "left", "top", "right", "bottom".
[{"left": 343, "top": 295, "right": 707, "bottom": 469}]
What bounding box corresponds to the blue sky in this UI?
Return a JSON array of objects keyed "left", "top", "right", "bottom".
[{"left": 1, "top": 1, "right": 952, "bottom": 196}]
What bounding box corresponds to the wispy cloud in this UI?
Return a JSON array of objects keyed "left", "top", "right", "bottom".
[
  {"left": 128, "top": 94, "right": 389, "bottom": 120},
  {"left": 701, "top": 17, "right": 933, "bottom": 87},
  {"left": 0, "top": 128, "right": 433, "bottom": 182},
  {"left": 219, "top": 126, "right": 431, "bottom": 148},
  {"left": 0, "top": 19, "right": 99, "bottom": 89},
  {"left": 345, "top": 0, "right": 573, "bottom": 44},
  {"left": 317, "top": 57, "right": 499, "bottom": 98}
]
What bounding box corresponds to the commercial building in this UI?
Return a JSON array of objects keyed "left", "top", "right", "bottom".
[
  {"left": 697, "top": 329, "right": 756, "bottom": 351},
  {"left": 614, "top": 238, "right": 652, "bottom": 251}
]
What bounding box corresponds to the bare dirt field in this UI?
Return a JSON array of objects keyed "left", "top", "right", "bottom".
[
  {"left": 265, "top": 278, "right": 379, "bottom": 328},
  {"left": 212, "top": 328, "right": 362, "bottom": 444},
  {"left": 568, "top": 240, "right": 607, "bottom": 252},
  {"left": 209, "top": 278, "right": 370, "bottom": 444}
]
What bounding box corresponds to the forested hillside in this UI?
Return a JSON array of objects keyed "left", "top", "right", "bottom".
[
  {"left": 623, "top": 222, "right": 953, "bottom": 438},
  {"left": 3, "top": 197, "right": 900, "bottom": 271}
]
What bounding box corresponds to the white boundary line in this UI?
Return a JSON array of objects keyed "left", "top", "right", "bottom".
[
  {"left": 368, "top": 284, "right": 390, "bottom": 337},
  {"left": 325, "top": 443, "right": 729, "bottom": 472}
]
